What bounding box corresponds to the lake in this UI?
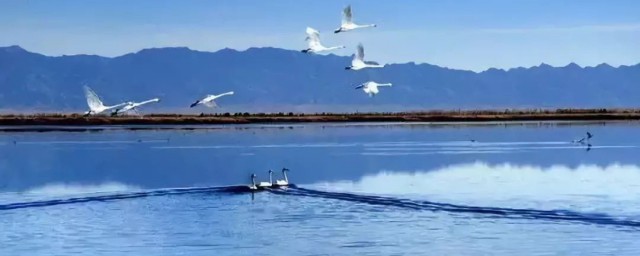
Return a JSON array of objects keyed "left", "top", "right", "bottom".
[{"left": 1, "top": 121, "right": 640, "bottom": 255}]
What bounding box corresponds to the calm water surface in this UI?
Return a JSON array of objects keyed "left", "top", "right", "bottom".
[{"left": 1, "top": 121, "right": 640, "bottom": 255}]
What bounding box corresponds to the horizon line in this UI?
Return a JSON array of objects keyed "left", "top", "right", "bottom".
[{"left": 2, "top": 45, "right": 637, "bottom": 74}]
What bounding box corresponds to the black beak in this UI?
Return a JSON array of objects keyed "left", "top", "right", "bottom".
[
  {"left": 301, "top": 49, "right": 309, "bottom": 53},
  {"left": 190, "top": 101, "right": 199, "bottom": 108},
  {"left": 345, "top": 67, "right": 351, "bottom": 70}
]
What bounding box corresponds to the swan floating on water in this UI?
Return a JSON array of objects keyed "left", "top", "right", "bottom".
[
  {"left": 257, "top": 170, "right": 273, "bottom": 188},
  {"left": 355, "top": 81, "right": 392, "bottom": 97},
  {"left": 111, "top": 98, "right": 160, "bottom": 116},
  {"left": 272, "top": 168, "right": 290, "bottom": 188},
  {"left": 302, "top": 27, "right": 345, "bottom": 54},
  {"left": 346, "top": 44, "right": 384, "bottom": 70},
  {"left": 83, "top": 85, "right": 127, "bottom": 116},
  {"left": 190, "top": 91, "right": 234, "bottom": 108},
  {"left": 334, "top": 5, "right": 376, "bottom": 34},
  {"left": 248, "top": 173, "right": 259, "bottom": 191}
]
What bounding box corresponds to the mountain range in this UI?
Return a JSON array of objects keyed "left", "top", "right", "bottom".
[{"left": 1, "top": 45, "right": 639, "bottom": 113}]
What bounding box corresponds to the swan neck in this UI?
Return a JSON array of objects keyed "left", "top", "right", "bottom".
[
  {"left": 283, "top": 170, "right": 288, "bottom": 183},
  {"left": 269, "top": 171, "right": 273, "bottom": 184}
]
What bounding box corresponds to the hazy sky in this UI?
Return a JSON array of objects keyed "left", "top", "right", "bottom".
[{"left": 1, "top": 0, "right": 639, "bottom": 71}]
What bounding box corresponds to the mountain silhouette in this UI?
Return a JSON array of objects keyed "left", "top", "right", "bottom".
[{"left": 1, "top": 45, "right": 639, "bottom": 112}]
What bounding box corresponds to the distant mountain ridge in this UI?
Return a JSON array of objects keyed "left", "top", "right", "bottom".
[{"left": 0, "top": 45, "right": 639, "bottom": 113}]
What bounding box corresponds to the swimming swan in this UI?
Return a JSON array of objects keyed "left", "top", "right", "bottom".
[
  {"left": 273, "top": 168, "right": 290, "bottom": 187},
  {"left": 190, "top": 91, "right": 234, "bottom": 108},
  {"left": 83, "top": 85, "right": 127, "bottom": 116},
  {"left": 345, "top": 44, "right": 384, "bottom": 70},
  {"left": 355, "top": 81, "right": 392, "bottom": 97},
  {"left": 302, "top": 27, "right": 345, "bottom": 54},
  {"left": 334, "top": 5, "right": 376, "bottom": 34},
  {"left": 257, "top": 170, "right": 273, "bottom": 188},
  {"left": 248, "top": 173, "right": 259, "bottom": 191},
  {"left": 111, "top": 98, "right": 160, "bottom": 116}
]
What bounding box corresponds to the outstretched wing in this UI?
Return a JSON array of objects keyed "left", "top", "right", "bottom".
[
  {"left": 342, "top": 5, "right": 352, "bottom": 25},
  {"left": 356, "top": 43, "right": 365, "bottom": 61},
  {"left": 305, "top": 27, "right": 321, "bottom": 48},
  {"left": 83, "top": 85, "right": 103, "bottom": 111}
]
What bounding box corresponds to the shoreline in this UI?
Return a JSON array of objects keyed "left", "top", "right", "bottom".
[{"left": 1, "top": 109, "right": 640, "bottom": 126}]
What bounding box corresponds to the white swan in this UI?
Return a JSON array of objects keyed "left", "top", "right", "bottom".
[
  {"left": 302, "top": 27, "right": 345, "bottom": 54},
  {"left": 273, "top": 168, "right": 289, "bottom": 187},
  {"left": 248, "top": 173, "right": 259, "bottom": 190},
  {"left": 111, "top": 98, "right": 160, "bottom": 116},
  {"left": 83, "top": 85, "right": 127, "bottom": 116},
  {"left": 346, "top": 44, "right": 384, "bottom": 70},
  {"left": 355, "top": 81, "right": 392, "bottom": 97},
  {"left": 257, "top": 170, "right": 273, "bottom": 188},
  {"left": 190, "top": 91, "right": 234, "bottom": 108},
  {"left": 334, "top": 5, "right": 377, "bottom": 33}
]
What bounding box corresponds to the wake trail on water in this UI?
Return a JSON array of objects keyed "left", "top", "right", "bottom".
[
  {"left": 0, "top": 186, "right": 251, "bottom": 211},
  {"left": 270, "top": 187, "right": 640, "bottom": 229},
  {"left": 2, "top": 183, "right": 639, "bottom": 229}
]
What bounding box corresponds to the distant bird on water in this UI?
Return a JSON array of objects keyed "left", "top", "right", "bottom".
[
  {"left": 345, "top": 44, "right": 384, "bottom": 70},
  {"left": 190, "top": 91, "right": 234, "bottom": 108},
  {"left": 302, "top": 27, "right": 345, "bottom": 54},
  {"left": 572, "top": 131, "right": 593, "bottom": 145},
  {"left": 334, "top": 5, "right": 377, "bottom": 34},
  {"left": 355, "top": 81, "right": 392, "bottom": 97}
]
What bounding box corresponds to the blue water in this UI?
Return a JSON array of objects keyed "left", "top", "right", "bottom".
[{"left": 2, "top": 121, "right": 640, "bottom": 255}]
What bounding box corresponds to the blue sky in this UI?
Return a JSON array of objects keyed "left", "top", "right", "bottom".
[{"left": 1, "top": 0, "right": 639, "bottom": 71}]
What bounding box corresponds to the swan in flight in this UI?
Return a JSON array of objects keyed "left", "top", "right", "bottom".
[
  {"left": 302, "top": 27, "right": 345, "bottom": 54},
  {"left": 355, "top": 81, "right": 392, "bottom": 97},
  {"left": 257, "top": 170, "right": 273, "bottom": 188},
  {"left": 83, "top": 85, "right": 127, "bottom": 116},
  {"left": 272, "top": 168, "right": 290, "bottom": 188},
  {"left": 190, "top": 91, "right": 234, "bottom": 108},
  {"left": 334, "top": 5, "right": 376, "bottom": 33},
  {"left": 111, "top": 98, "right": 160, "bottom": 116},
  {"left": 345, "top": 44, "right": 384, "bottom": 70}
]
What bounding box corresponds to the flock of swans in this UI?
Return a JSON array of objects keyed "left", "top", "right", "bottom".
[
  {"left": 80, "top": 5, "right": 390, "bottom": 116},
  {"left": 83, "top": 85, "right": 234, "bottom": 116},
  {"left": 249, "top": 168, "right": 290, "bottom": 191},
  {"left": 304, "top": 5, "right": 391, "bottom": 97}
]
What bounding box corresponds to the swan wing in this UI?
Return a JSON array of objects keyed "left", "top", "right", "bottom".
[
  {"left": 342, "top": 5, "right": 352, "bottom": 25},
  {"left": 305, "top": 27, "right": 322, "bottom": 48},
  {"left": 203, "top": 100, "right": 218, "bottom": 108},
  {"left": 364, "top": 61, "right": 380, "bottom": 65},
  {"left": 83, "top": 86, "right": 104, "bottom": 111},
  {"left": 356, "top": 43, "right": 365, "bottom": 61}
]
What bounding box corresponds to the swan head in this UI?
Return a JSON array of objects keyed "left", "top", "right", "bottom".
[
  {"left": 282, "top": 168, "right": 290, "bottom": 172},
  {"left": 345, "top": 66, "right": 352, "bottom": 70},
  {"left": 268, "top": 169, "right": 273, "bottom": 174},
  {"left": 301, "top": 49, "right": 310, "bottom": 53},
  {"left": 334, "top": 28, "right": 342, "bottom": 33}
]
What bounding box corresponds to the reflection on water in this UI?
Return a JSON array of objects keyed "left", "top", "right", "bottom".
[{"left": 2, "top": 122, "right": 640, "bottom": 255}]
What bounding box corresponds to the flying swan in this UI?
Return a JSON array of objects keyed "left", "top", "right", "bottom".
[
  {"left": 302, "top": 27, "right": 345, "bottom": 54},
  {"left": 111, "top": 98, "right": 160, "bottom": 116},
  {"left": 346, "top": 44, "right": 384, "bottom": 70},
  {"left": 334, "top": 5, "right": 377, "bottom": 33},
  {"left": 83, "top": 85, "right": 127, "bottom": 116},
  {"left": 355, "top": 81, "right": 392, "bottom": 97},
  {"left": 190, "top": 91, "right": 234, "bottom": 108}
]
